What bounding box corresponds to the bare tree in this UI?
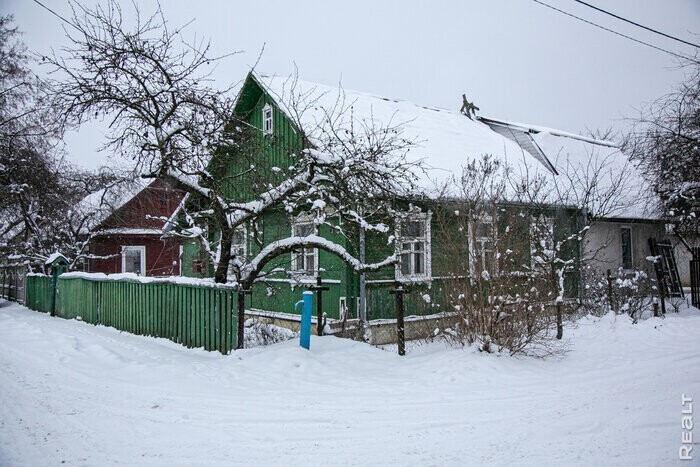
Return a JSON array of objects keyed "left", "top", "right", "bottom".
[
  {"left": 623, "top": 58, "right": 700, "bottom": 237},
  {"left": 45, "top": 2, "right": 423, "bottom": 348},
  {"left": 431, "top": 132, "right": 638, "bottom": 355},
  {"left": 0, "top": 14, "right": 87, "bottom": 267},
  {"left": 432, "top": 156, "right": 564, "bottom": 356},
  {"left": 43, "top": 0, "right": 244, "bottom": 278}
]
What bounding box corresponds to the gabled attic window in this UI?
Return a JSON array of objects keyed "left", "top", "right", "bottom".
[{"left": 262, "top": 103, "right": 273, "bottom": 135}]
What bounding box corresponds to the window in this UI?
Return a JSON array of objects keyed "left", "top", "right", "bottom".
[
  {"left": 122, "top": 246, "right": 146, "bottom": 275},
  {"left": 396, "top": 213, "right": 431, "bottom": 281},
  {"left": 621, "top": 226, "right": 633, "bottom": 270},
  {"left": 291, "top": 218, "right": 317, "bottom": 277},
  {"left": 262, "top": 103, "right": 273, "bottom": 135},
  {"left": 469, "top": 215, "right": 496, "bottom": 276},
  {"left": 227, "top": 226, "right": 248, "bottom": 278},
  {"left": 530, "top": 215, "right": 555, "bottom": 270},
  {"left": 178, "top": 245, "right": 183, "bottom": 276},
  {"left": 232, "top": 227, "right": 247, "bottom": 259}
]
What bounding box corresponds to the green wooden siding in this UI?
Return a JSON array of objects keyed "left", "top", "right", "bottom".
[
  {"left": 24, "top": 275, "right": 237, "bottom": 354},
  {"left": 213, "top": 76, "right": 303, "bottom": 203},
  {"left": 181, "top": 238, "right": 206, "bottom": 278}
]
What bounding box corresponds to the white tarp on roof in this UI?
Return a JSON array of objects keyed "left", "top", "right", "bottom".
[{"left": 253, "top": 72, "right": 657, "bottom": 219}]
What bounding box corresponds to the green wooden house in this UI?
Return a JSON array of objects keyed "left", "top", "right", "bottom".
[{"left": 178, "top": 72, "right": 636, "bottom": 326}]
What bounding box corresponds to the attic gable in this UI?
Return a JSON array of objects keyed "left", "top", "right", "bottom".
[{"left": 86, "top": 179, "right": 185, "bottom": 234}]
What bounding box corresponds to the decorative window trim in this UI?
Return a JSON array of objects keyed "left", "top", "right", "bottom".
[
  {"left": 262, "top": 103, "right": 273, "bottom": 135},
  {"left": 621, "top": 225, "right": 633, "bottom": 271},
  {"left": 468, "top": 214, "right": 497, "bottom": 277},
  {"left": 395, "top": 211, "right": 432, "bottom": 282},
  {"left": 232, "top": 225, "right": 247, "bottom": 260},
  {"left": 290, "top": 215, "right": 318, "bottom": 279},
  {"left": 227, "top": 225, "right": 248, "bottom": 278},
  {"left": 178, "top": 245, "right": 183, "bottom": 276},
  {"left": 121, "top": 245, "right": 146, "bottom": 275}
]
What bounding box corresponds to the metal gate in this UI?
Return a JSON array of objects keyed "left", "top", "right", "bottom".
[{"left": 0, "top": 265, "right": 27, "bottom": 304}]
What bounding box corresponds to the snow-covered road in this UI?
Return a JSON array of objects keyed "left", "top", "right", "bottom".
[{"left": 0, "top": 299, "right": 698, "bottom": 466}]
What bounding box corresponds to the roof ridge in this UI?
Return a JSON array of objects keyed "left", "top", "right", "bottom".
[{"left": 254, "top": 71, "right": 458, "bottom": 117}]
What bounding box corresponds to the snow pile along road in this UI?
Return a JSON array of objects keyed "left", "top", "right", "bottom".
[{"left": 0, "top": 299, "right": 698, "bottom": 466}]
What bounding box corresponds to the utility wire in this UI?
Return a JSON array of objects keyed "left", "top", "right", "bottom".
[
  {"left": 571, "top": 0, "right": 700, "bottom": 49},
  {"left": 532, "top": 0, "right": 698, "bottom": 64},
  {"left": 32, "top": 0, "right": 78, "bottom": 30}
]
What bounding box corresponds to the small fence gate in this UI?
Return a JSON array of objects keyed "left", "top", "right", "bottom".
[
  {"left": 0, "top": 264, "right": 27, "bottom": 304},
  {"left": 691, "top": 247, "right": 700, "bottom": 308}
]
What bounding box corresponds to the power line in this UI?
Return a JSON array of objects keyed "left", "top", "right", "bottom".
[
  {"left": 531, "top": 0, "right": 698, "bottom": 64},
  {"left": 571, "top": 0, "right": 700, "bottom": 49},
  {"left": 32, "top": 0, "right": 78, "bottom": 30}
]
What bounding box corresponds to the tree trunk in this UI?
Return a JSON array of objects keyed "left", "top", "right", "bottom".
[
  {"left": 556, "top": 302, "right": 563, "bottom": 340},
  {"left": 214, "top": 228, "right": 233, "bottom": 284}
]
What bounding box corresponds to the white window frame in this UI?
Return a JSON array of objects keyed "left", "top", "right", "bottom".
[
  {"left": 621, "top": 225, "right": 633, "bottom": 271},
  {"left": 291, "top": 216, "right": 317, "bottom": 278},
  {"left": 227, "top": 225, "right": 248, "bottom": 278},
  {"left": 468, "top": 214, "right": 497, "bottom": 277},
  {"left": 262, "top": 103, "right": 273, "bottom": 135},
  {"left": 395, "top": 212, "right": 432, "bottom": 282},
  {"left": 530, "top": 215, "right": 555, "bottom": 271},
  {"left": 231, "top": 225, "right": 247, "bottom": 260},
  {"left": 178, "top": 245, "right": 183, "bottom": 276},
  {"left": 121, "top": 245, "right": 146, "bottom": 275}
]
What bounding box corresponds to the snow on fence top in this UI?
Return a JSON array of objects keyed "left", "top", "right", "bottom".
[
  {"left": 58, "top": 271, "right": 238, "bottom": 289},
  {"left": 254, "top": 72, "right": 657, "bottom": 220}
]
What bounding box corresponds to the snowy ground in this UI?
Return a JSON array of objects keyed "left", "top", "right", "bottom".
[{"left": 1, "top": 299, "right": 699, "bottom": 466}]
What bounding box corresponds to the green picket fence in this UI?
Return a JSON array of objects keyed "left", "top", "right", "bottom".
[
  {"left": 25, "top": 274, "right": 237, "bottom": 354},
  {"left": 25, "top": 275, "right": 53, "bottom": 313}
]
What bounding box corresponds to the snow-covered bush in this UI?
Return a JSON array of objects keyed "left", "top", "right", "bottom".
[
  {"left": 430, "top": 157, "right": 569, "bottom": 356},
  {"left": 580, "top": 268, "right": 655, "bottom": 321},
  {"left": 431, "top": 140, "right": 636, "bottom": 355},
  {"left": 243, "top": 318, "right": 296, "bottom": 348}
]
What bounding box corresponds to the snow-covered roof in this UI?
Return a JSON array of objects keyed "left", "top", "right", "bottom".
[
  {"left": 532, "top": 132, "right": 657, "bottom": 219},
  {"left": 75, "top": 178, "right": 150, "bottom": 234},
  {"left": 92, "top": 228, "right": 165, "bottom": 236},
  {"left": 44, "top": 252, "right": 69, "bottom": 266},
  {"left": 253, "top": 72, "right": 658, "bottom": 220},
  {"left": 254, "top": 73, "right": 530, "bottom": 186}
]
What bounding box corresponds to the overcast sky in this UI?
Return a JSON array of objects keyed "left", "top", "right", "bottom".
[{"left": 3, "top": 0, "right": 699, "bottom": 169}]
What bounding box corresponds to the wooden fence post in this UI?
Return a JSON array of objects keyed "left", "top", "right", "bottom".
[
  {"left": 606, "top": 269, "right": 614, "bottom": 313},
  {"left": 309, "top": 276, "right": 329, "bottom": 336},
  {"left": 49, "top": 270, "right": 58, "bottom": 316},
  {"left": 389, "top": 283, "right": 406, "bottom": 356},
  {"left": 236, "top": 289, "right": 248, "bottom": 350}
]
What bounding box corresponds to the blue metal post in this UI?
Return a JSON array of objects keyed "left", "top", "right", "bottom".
[{"left": 298, "top": 291, "right": 313, "bottom": 349}]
